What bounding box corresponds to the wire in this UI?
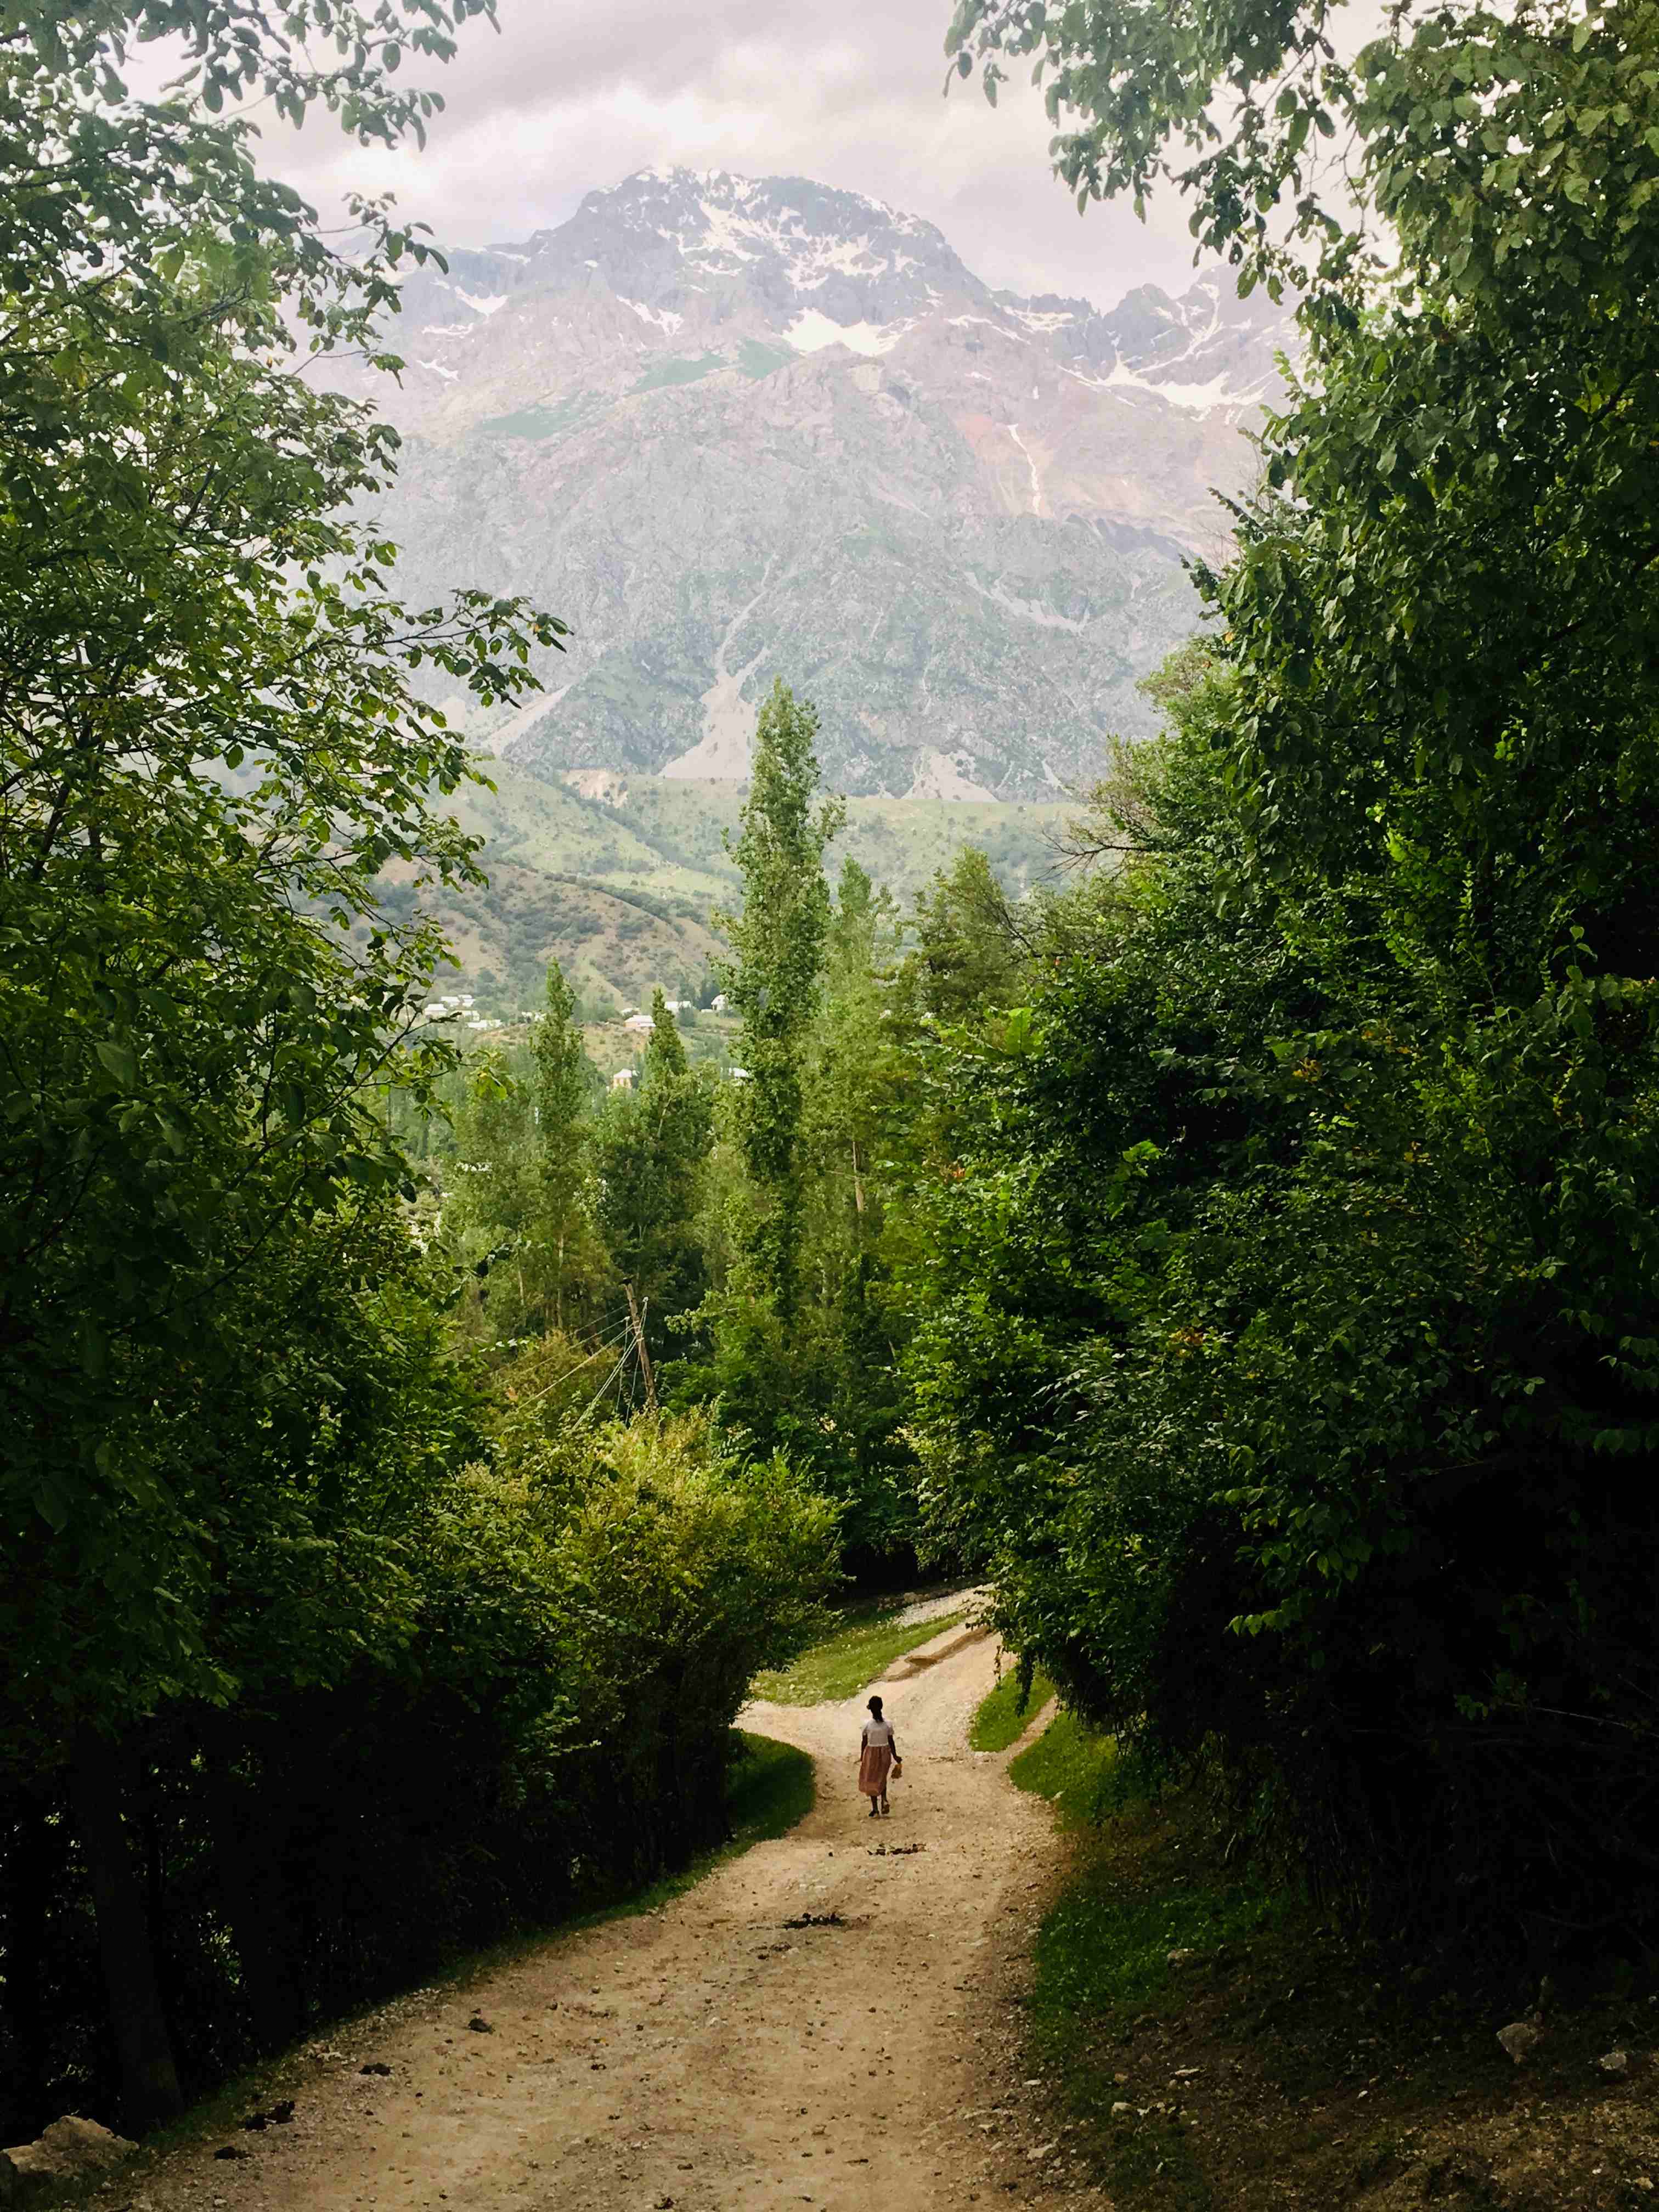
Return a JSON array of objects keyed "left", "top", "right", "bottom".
[
  {"left": 571, "top": 1346, "right": 633, "bottom": 1429},
  {"left": 521, "top": 1314, "right": 636, "bottom": 1406}
]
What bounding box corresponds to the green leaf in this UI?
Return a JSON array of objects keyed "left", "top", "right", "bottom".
[{"left": 94, "top": 1039, "right": 138, "bottom": 1088}]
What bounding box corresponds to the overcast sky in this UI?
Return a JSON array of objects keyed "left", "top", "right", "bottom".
[{"left": 242, "top": 0, "right": 1206, "bottom": 309}]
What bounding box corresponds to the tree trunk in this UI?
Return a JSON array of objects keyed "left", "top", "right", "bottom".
[
  {"left": 68, "top": 1734, "right": 184, "bottom": 2132},
  {"left": 206, "top": 1737, "right": 307, "bottom": 2055},
  {"left": 0, "top": 1791, "right": 54, "bottom": 2132}
]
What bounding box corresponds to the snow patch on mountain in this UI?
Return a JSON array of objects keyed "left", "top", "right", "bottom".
[
  {"left": 784, "top": 311, "right": 901, "bottom": 357},
  {"left": 620, "top": 297, "right": 684, "bottom": 334},
  {"left": 1103, "top": 362, "right": 1256, "bottom": 411}
]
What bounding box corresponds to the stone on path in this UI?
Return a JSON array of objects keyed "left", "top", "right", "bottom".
[{"left": 4, "top": 2117, "right": 137, "bottom": 2188}]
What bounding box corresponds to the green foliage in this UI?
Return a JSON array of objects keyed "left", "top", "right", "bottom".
[
  {"left": 0, "top": 0, "right": 854, "bottom": 2138},
  {"left": 908, "top": 847, "right": 1026, "bottom": 1022},
  {"left": 692, "top": 760, "right": 932, "bottom": 1567},
  {"left": 594, "top": 991, "right": 716, "bottom": 1363},
  {"left": 716, "top": 680, "right": 847, "bottom": 1317},
  {"left": 911, "top": 0, "right": 1659, "bottom": 1956},
  {"left": 0, "top": 0, "right": 562, "bottom": 1756},
  {"left": 0, "top": 1399, "right": 837, "bottom": 2137},
  {"left": 439, "top": 962, "right": 614, "bottom": 1348}
]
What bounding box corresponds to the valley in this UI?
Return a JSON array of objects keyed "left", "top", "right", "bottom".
[{"left": 410, "top": 760, "right": 1070, "bottom": 1015}]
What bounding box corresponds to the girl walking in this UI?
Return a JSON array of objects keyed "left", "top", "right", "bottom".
[{"left": 858, "top": 1695, "right": 900, "bottom": 1818}]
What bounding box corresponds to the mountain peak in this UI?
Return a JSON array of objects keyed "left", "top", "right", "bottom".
[
  {"left": 527, "top": 166, "right": 975, "bottom": 327},
  {"left": 357, "top": 171, "right": 1297, "bottom": 798}
]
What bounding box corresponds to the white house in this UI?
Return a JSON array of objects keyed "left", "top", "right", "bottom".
[
  {"left": 711, "top": 993, "right": 729, "bottom": 1012},
  {"left": 611, "top": 1068, "right": 637, "bottom": 1091},
  {"left": 623, "top": 1012, "right": 654, "bottom": 1033}
]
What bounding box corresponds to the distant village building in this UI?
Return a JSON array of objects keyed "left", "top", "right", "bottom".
[
  {"left": 611, "top": 1068, "right": 637, "bottom": 1091},
  {"left": 729, "top": 1066, "right": 751, "bottom": 1082},
  {"left": 711, "top": 993, "right": 729, "bottom": 1012},
  {"left": 623, "top": 1012, "right": 654, "bottom": 1033}
]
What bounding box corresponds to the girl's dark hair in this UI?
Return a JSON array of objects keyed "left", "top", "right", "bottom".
[{"left": 867, "top": 1695, "right": 884, "bottom": 1716}]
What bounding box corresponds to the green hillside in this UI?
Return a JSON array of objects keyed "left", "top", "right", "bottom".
[{"left": 417, "top": 763, "right": 1070, "bottom": 1015}]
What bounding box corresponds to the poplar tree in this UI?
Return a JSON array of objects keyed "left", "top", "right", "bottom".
[
  {"left": 531, "top": 961, "right": 606, "bottom": 1331},
  {"left": 719, "top": 682, "right": 845, "bottom": 1319},
  {"left": 595, "top": 991, "right": 715, "bottom": 1364}
]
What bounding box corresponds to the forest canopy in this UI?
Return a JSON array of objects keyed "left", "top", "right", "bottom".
[{"left": 920, "top": 0, "right": 1659, "bottom": 1945}]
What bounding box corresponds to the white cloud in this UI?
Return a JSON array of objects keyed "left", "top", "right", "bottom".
[{"left": 230, "top": 0, "right": 1206, "bottom": 306}]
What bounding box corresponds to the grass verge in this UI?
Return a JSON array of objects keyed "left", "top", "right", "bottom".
[
  {"left": 1014, "top": 1769, "right": 1659, "bottom": 2211},
  {"left": 970, "top": 1660, "right": 1057, "bottom": 1752},
  {"left": 1008, "top": 1705, "right": 1119, "bottom": 1822},
  {"left": 572, "top": 1729, "right": 814, "bottom": 1926},
  {"left": 751, "top": 1594, "right": 968, "bottom": 1706}
]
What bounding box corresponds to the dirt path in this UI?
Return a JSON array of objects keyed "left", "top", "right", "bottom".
[{"left": 121, "top": 1620, "right": 1096, "bottom": 2212}]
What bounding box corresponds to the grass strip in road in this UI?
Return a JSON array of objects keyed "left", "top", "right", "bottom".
[
  {"left": 969, "top": 1661, "right": 1057, "bottom": 1752},
  {"left": 751, "top": 1596, "right": 968, "bottom": 1706}
]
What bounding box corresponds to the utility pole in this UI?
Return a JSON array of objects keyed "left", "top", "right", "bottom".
[{"left": 624, "top": 1282, "right": 658, "bottom": 1415}]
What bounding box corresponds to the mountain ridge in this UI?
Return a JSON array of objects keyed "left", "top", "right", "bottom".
[{"left": 358, "top": 167, "right": 1289, "bottom": 798}]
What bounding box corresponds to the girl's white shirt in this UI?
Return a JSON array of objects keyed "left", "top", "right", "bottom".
[{"left": 862, "top": 1717, "right": 894, "bottom": 1748}]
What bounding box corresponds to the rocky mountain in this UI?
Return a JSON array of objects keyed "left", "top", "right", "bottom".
[{"left": 364, "top": 169, "right": 1291, "bottom": 799}]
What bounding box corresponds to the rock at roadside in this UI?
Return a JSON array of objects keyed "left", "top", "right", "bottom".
[
  {"left": 1497, "top": 2018, "right": 1543, "bottom": 2064},
  {"left": 4, "top": 2117, "right": 137, "bottom": 2190},
  {"left": 1599, "top": 2049, "right": 1630, "bottom": 2078}
]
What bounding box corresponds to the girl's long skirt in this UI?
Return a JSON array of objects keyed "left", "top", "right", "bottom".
[{"left": 859, "top": 1743, "right": 894, "bottom": 1797}]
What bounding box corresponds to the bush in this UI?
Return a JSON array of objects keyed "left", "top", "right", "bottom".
[{"left": 0, "top": 1397, "right": 836, "bottom": 2140}]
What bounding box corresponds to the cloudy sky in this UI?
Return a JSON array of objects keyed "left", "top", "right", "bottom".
[{"left": 242, "top": 0, "right": 1206, "bottom": 309}]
